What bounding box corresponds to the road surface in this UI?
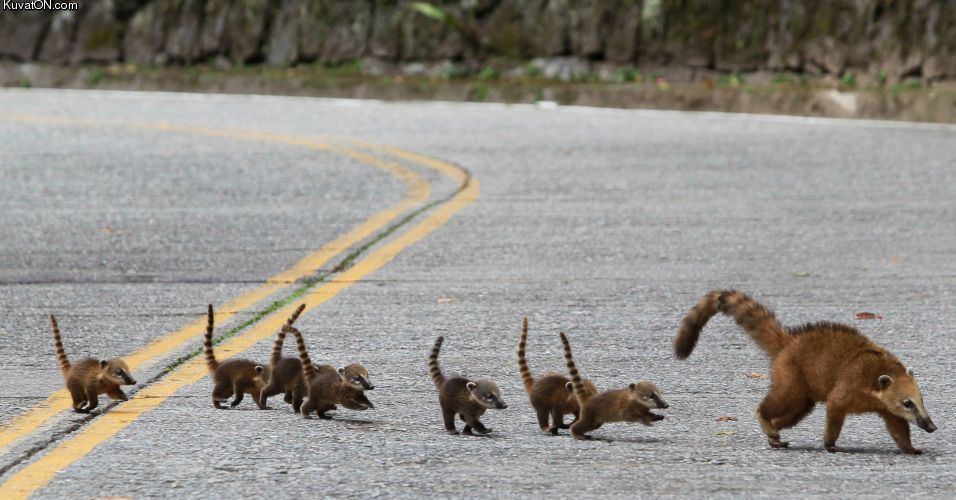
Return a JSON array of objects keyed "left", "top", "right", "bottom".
[{"left": 0, "top": 89, "right": 954, "bottom": 498}]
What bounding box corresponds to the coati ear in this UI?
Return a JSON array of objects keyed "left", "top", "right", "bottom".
[
  {"left": 628, "top": 383, "right": 636, "bottom": 390},
  {"left": 100, "top": 360, "right": 109, "bottom": 369},
  {"left": 878, "top": 375, "right": 893, "bottom": 389},
  {"left": 255, "top": 365, "right": 264, "bottom": 374},
  {"left": 338, "top": 367, "right": 346, "bottom": 375},
  {"left": 906, "top": 367, "right": 914, "bottom": 376},
  {"left": 466, "top": 381, "right": 477, "bottom": 392},
  {"left": 565, "top": 381, "right": 573, "bottom": 391}
]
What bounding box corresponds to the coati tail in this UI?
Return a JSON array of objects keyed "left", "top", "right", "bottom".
[
  {"left": 560, "top": 332, "right": 586, "bottom": 402},
  {"left": 517, "top": 317, "right": 535, "bottom": 394},
  {"left": 429, "top": 336, "right": 446, "bottom": 389},
  {"left": 674, "top": 289, "right": 790, "bottom": 359},
  {"left": 203, "top": 304, "right": 219, "bottom": 374},
  {"left": 286, "top": 303, "right": 306, "bottom": 327},
  {"left": 269, "top": 328, "right": 287, "bottom": 367},
  {"left": 50, "top": 315, "right": 70, "bottom": 376},
  {"left": 287, "top": 326, "right": 316, "bottom": 382}
]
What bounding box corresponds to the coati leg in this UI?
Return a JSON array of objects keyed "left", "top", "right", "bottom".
[
  {"left": 292, "top": 392, "right": 304, "bottom": 414},
  {"left": 212, "top": 380, "right": 232, "bottom": 409},
  {"left": 880, "top": 411, "right": 920, "bottom": 454},
  {"left": 106, "top": 387, "right": 129, "bottom": 402},
  {"left": 535, "top": 406, "right": 551, "bottom": 433},
  {"left": 549, "top": 408, "right": 565, "bottom": 435},
  {"left": 460, "top": 416, "right": 472, "bottom": 435},
  {"left": 230, "top": 390, "right": 245, "bottom": 408},
  {"left": 464, "top": 416, "right": 490, "bottom": 435},
  {"left": 823, "top": 406, "right": 847, "bottom": 452},
  {"left": 283, "top": 391, "right": 293, "bottom": 404},
  {"left": 770, "top": 398, "right": 814, "bottom": 431},
  {"left": 251, "top": 387, "right": 266, "bottom": 410},
  {"left": 757, "top": 381, "right": 808, "bottom": 449},
  {"left": 300, "top": 398, "right": 316, "bottom": 418},
  {"left": 259, "top": 380, "right": 284, "bottom": 408},
  {"left": 83, "top": 388, "right": 99, "bottom": 412},
  {"left": 442, "top": 406, "right": 458, "bottom": 435}
]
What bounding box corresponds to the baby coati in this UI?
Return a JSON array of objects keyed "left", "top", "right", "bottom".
[
  {"left": 204, "top": 304, "right": 269, "bottom": 409},
  {"left": 286, "top": 326, "right": 374, "bottom": 419},
  {"left": 429, "top": 336, "right": 507, "bottom": 435},
  {"left": 561, "top": 332, "right": 668, "bottom": 440},
  {"left": 258, "top": 304, "right": 308, "bottom": 412},
  {"left": 518, "top": 317, "right": 598, "bottom": 434},
  {"left": 674, "top": 289, "right": 937, "bottom": 454},
  {"left": 50, "top": 315, "right": 136, "bottom": 413}
]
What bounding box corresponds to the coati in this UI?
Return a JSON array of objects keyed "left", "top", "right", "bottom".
[
  {"left": 429, "top": 336, "right": 507, "bottom": 435},
  {"left": 258, "top": 304, "right": 308, "bottom": 411},
  {"left": 561, "top": 332, "right": 668, "bottom": 440},
  {"left": 518, "top": 317, "right": 598, "bottom": 434},
  {"left": 50, "top": 315, "right": 136, "bottom": 413},
  {"left": 674, "top": 289, "right": 937, "bottom": 454},
  {"left": 286, "top": 326, "right": 374, "bottom": 419},
  {"left": 204, "top": 304, "right": 269, "bottom": 409}
]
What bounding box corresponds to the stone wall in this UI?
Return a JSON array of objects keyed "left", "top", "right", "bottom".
[{"left": 1, "top": 0, "right": 953, "bottom": 82}]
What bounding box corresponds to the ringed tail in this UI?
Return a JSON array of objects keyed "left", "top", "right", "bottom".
[
  {"left": 674, "top": 289, "right": 790, "bottom": 359},
  {"left": 269, "top": 328, "right": 287, "bottom": 367},
  {"left": 50, "top": 314, "right": 71, "bottom": 377},
  {"left": 285, "top": 303, "right": 305, "bottom": 327},
  {"left": 203, "top": 304, "right": 219, "bottom": 374},
  {"left": 429, "top": 336, "right": 446, "bottom": 389},
  {"left": 517, "top": 317, "right": 535, "bottom": 394},
  {"left": 287, "top": 326, "right": 316, "bottom": 382},
  {"left": 560, "top": 332, "right": 587, "bottom": 402}
]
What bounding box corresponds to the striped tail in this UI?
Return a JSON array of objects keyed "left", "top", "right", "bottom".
[
  {"left": 286, "top": 326, "right": 316, "bottom": 382},
  {"left": 50, "top": 315, "right": 70, "bottom": 377},
  {"left": 203, "top": 304, "right": 219, "bottom": 374},
  {"left": 559, "top": 332, "right": 587, "bottom": 403},
  {"left": 674, "top": 289, "right": 790, "bottom": 359},
  {"left": 517, "top": 317, "right": 535, "bottom": 394},
  {"left": 286, "top": 303, "right": 306, "bottom": 327},
  {"left": 429, "top": 336, "right": 446, "bottom": 389},
  {"left": 269, "top": 303, "right": 305, "bottom": 367}
]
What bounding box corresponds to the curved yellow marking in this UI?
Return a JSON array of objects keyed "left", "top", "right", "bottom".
[
  {"left": 0, "top": 146, "right": 477, "bottom": 499},
  {"left": 0, "top": 115, "right": 430, "bottom": 453}
]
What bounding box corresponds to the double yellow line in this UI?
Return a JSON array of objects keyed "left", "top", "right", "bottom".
[{"left": 0, "top": 115, "right": 477, "bottom": 498}]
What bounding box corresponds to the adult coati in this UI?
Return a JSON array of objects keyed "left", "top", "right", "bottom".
[
  {"left": 50, "top": 315, "right": 136, "bottom": 413},
  {"left": 430, "top": 336, "right": 507, "bottom": 435},
  {"left": 286, "top": 326, "right": 374, "bottom": 419},
  {"left": 258, "top": 304, "right": 308, "bottom": 411},
  {"left": 518, "top": 317, "right": 598, "bottom": 434},
  {"left": 204, "top": 304, "right": 269, "bottom": 409},
  {"left": 561, "top": 332, "right": 668, "bottom": 440},
  {"left": 674, "top": 289, "right": 937, "bottom": 454}
]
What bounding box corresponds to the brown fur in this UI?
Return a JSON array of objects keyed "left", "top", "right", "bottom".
[
  {"left": 203, "top": 304, "right": 269, "bottom": 409},
  {"left": 561, "top": 332, "right": 668, "bottom": 440},
  {"left": 286, "top": 326, "right": 374, "bottom": 419},
  {"left": 674, "top": 289, "right": 937, "bottom": 453},
  {"left": 429, "top": 336, "right": 507, "bottom": 435},
  {"left": 258, "top": 304, "right": 308, "bottom": 411},
  {"left": 518, "top": 317, "right": 597, "bottom": 434},
  {"left": 50, "top": 315, "right": 136, "bottom": 413}
]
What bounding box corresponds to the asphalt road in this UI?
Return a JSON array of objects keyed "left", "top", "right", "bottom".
[{"left": 0, "top": 89, "right": 954, "bottom": 498}]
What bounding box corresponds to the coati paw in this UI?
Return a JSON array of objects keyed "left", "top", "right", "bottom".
[
  {"left": 548, "top": 427, "right": 560, "bottom": 436},
  {"left": 318, "top": 414, "right": 333, "bottom": 420},
  {"left": 825, "top": 445, "right": 843, "bottom": 453},
  {"left": 768, "top": 439, "right": 789, "bottom": 449},
  {"left": 475, "top": 428, "right": 492, "bottom": 435},
  {"left": 446, "top": 430, "right": 460, "bottom": 435},
  {"left": 902, "top": 448, "right": 924, "bottom": 455},
  {"left": 651, "top": 413, "right": 665, "bottom": 421}
]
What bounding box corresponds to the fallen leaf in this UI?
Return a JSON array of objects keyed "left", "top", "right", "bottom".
[
  {"left": 716, "top": 430, "right": 737, "bottom": 436},
  {"left": 855, "top": 312, "right": 883, "bottom": 320},
  {"left": 790, "top": 271, "right": 812, "bottom": 278},
  {"left": 716, "top": 416, "right": 738, "bottom": 422},
  {"left": 436, "top": 296, "right": 461, "bottom": 304},
  {"left": 747, "top": 372, "right": 769, "bottom": 380},
  {"left": 96, "top": 226, "right": 119, "bottom": 235}
]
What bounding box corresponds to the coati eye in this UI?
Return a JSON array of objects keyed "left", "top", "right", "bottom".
[{"left": 902, "top": 400, "right": 915, "bottom": 409}]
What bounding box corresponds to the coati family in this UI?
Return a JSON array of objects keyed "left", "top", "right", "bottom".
[
  {"left": 44, "top": 289, "right": 937, "bottom": 454},
  {"left": 675, "top": 289, "right": 937, "bottom": 454}
]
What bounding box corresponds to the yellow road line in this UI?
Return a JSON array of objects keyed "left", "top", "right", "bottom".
[
  {"left": 0, "top": 147, "right": 477, "bottom": 499},
  {"left": 0, "top": 115, "right": 430, "bottom": 452}
]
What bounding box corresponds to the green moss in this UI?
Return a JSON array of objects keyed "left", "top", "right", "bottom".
[
  {"left": 86, "top": 69, "right": 105, "bottom": 86},
  {"left": 83, "top": 24, "right": 120, "bottom": 51}
]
